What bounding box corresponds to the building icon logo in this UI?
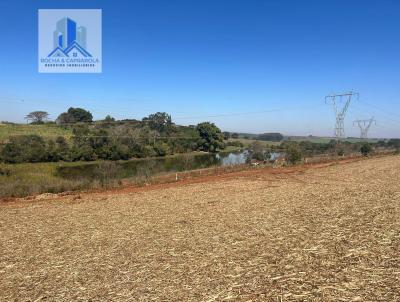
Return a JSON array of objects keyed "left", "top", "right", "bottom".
[
  {"left": 38, "top": 9, "right": 102, "bottom": 73},
  {"left": 48, "top": 17, "right": 92, "bottom": 58}
]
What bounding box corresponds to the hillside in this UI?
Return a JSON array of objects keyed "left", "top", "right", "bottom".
[{"left": 1, "top": 155, "right": 399, "bottom": 301}]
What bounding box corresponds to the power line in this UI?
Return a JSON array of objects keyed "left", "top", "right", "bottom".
[
  {"left": 173, "top": 104, "right": 326, "bottom": 120},
  {"left": 352, "top": 103, "right": 400, "bottom": 126},
  {"left": 359, "top": 101, "right": 400, "bottom": 119},
  {"left": 1, "top": 100, "right": 326, "bottom": 125}
]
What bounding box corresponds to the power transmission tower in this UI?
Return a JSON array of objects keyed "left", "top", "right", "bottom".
[
  {"left": 353, "top": 118, "right": 376, "bottom": 139},
  {"left": 325, "top": 91, "right": 358, "bottom": 139}
]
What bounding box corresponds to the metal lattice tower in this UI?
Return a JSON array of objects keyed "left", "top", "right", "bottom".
[
  {"left": 353, "top": 118, "right": 376, "bottom": 139},
  {"left": 325, "top": 91, "right": 358, "bottom": 139}
]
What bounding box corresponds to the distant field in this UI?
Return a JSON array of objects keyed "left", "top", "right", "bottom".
[
  {"left": 229, "top": 138, "right": 281, "bottom": 147},
  {"left": 286, "top": 136, "right": 381, "bottom": 144},
  {"left": 229, "top": 136, "right": 380, "bottom": 147},
  {"left": 0, "top": 124, "right": 72, "bottom": 142}
]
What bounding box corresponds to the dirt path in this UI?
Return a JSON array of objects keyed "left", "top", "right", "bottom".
[{"left": 1, "top": 155, "right": 399, "bottom": 301}]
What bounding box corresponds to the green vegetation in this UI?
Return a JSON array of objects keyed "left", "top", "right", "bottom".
[
  {"left": 1, "top": 107, "right": 398, "bottom": 198},
  {"left": 0, "top": 162, "right": 92, "bottom": 198},
  {"left": 387, "top": 139, "right": 400, "bottom": 151},
  {"left": 2, "top": 135, "right": 47, "bottom": 163},
  {"left": 286, "top": 144, "right": 303, "bottom": 164},
  {"left": 56, "top": 107, "right": 93, "bottom": 125},
  {"left": 0, "top": 109, "right": 226, "bottom": 164},
  {"left": 249, "top": 141, "right": 270, "bottom": 161},
  {"left": 228, "top": 138, "right": 281, "bottom": 148},
  {"left": 281, "top": 139, "right": 388, "bottom": 158},
  {"left": 0, "top": 134, "right": 397, "bottom": 198},
  {"left": 196, "top": 122, "right": 225, "bottom": 152},
  {"left": 257, "top": 133, "right": 284, "bottom": 142},
  {"left": 285, "top": 135, "right": 381, "bottom": 144},
  {"left": 360, "top": 143, "right": 373, "bottom": 156},
  {"left": 0, "top": 152, "right": 222, "bottom": 198}
]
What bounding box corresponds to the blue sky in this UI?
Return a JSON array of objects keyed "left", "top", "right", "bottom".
[{"left": 0, "top": 0, "right": 399, "bottom": 137}]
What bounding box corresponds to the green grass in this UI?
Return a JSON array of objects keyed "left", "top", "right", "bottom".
[
  {"left": 222, "top": 145, "right": 244, "bottom": 152},
  {"left": 228, "top": 138, "right": 281, "bottom": 147},
  {"left": 0, "top": 124, "right": 72, "bottom": 142}
]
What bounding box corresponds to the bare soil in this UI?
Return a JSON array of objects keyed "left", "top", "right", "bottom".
[{"left": 1, "top": 155, "right": 399, "bottom": 301}]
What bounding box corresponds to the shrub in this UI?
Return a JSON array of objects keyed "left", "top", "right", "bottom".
[
  {"left": 257, "top": 133, "right": 284, "bottom": 142},
  {"left": 153, "top": 142, "right": 169, "bottom": 156},
  {"left": 388, "top": 139, "right": 400, "bottom": 150},
  {"left": 55, "top": 136, "right": 70, "bottom": 160},
  {"left": 252, "top": 151, "right": 266, "bottom": 161},
  {"left": 250, "top": 141, "right": 269, "bottom": 161},
  {"left": 93, "top": 161, "right": 122, "bottom": 187},
  {"left": 135, "top": 161, "right": 157, "bottom": 183},
  {"left": 360, "top": 143, "right": 373, "bottom": 156},
  {"left": 1, "top": 135, "right": 47, "bottom": 163},
  {"left": 70, "top": 145, "right": 97, "bottom": 161},
  {"left": 286, "top": 144, "right": 303, "bottom": 164},
  {"left": 226, "top": 140, "right": 244, "bottom": 148},
  {"left": 337, "top": 148, "right": 345, "bottom": 156}
]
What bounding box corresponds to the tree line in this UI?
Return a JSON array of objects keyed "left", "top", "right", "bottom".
[{"left": 1, "top": 109, "right": 225, "bottom": 163}]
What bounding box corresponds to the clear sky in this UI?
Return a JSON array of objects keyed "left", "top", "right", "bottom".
[{"left": 1, "top": 0, "right": 399, "bottom": 137}]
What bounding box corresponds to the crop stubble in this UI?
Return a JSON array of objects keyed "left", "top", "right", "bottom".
[{"left": 0, "top": 156, "right": 399, "bottom": 301}]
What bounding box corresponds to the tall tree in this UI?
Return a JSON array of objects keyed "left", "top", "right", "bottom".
[
  {"left": 67, "top": 107, "right": 93, "bottom": 123},
  {"left": 56, "top": 107, "right": 93, "bottom": 125},
  {"left": 25, "top": 111, "right": 49, "bottom": 124},
  {"left": 196, "top": 122, "right": 224, "bottom": 152},
  {"left": 143, "top": 112, "right": 172, "bottom": 133}
]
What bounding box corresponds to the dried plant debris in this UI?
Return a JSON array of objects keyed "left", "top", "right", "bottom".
[{"left": 0, "top": 156, "right": 399, "bottom": 301}]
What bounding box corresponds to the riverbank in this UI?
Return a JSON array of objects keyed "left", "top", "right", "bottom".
[
  {"left": 1, "top": 149, "right": 395, "bottom": 200},
  {"left": 0, "top": 150, "right": 244, "bottom": 198}
]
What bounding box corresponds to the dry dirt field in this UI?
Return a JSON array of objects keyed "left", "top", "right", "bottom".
[{"left": 1, "top": 155, "right": 399, "bottom": 301}]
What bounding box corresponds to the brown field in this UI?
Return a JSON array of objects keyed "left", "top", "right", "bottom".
[{"left": 1, "top": 155, "right": 399, "bottom": 301}]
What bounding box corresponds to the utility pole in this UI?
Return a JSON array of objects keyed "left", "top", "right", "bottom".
[
  {"left": 353, "top": 118, "right": 375, "bottom": 139},
  {"left": 325, "top": 91, "right": 358, "bottom": 139}
]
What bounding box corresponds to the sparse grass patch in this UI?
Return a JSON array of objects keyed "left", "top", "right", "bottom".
[
  {"left": 0, "top": 124, "right": 72, "bottom": 142},
  {"left": 0, "top": 162, "right": 92, "bottom": 198}
]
